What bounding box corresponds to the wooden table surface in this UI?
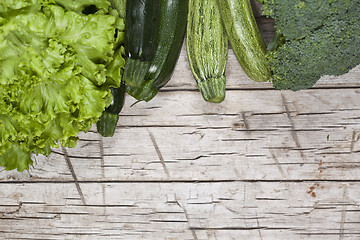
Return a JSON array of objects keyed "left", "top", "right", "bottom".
[{"left": 1, "top": 2, "right": 360, "bottom": 240}]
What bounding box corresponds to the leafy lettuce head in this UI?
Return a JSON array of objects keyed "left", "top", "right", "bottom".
[{"left": 0, "top": 0, "right": 125, "bottom": 171}]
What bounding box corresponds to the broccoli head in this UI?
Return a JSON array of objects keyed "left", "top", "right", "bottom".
[{"left": 261, "top": 0, "right": 360, "bottom": 91}]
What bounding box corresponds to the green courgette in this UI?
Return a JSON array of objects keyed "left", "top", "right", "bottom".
[
  {"left": 127, "top": 0, "right": 188, "bottom": 102},
  {"left": 96, "top": 81, "right": 126, "bottom": 137},
  {"left": 97, "top": 1, "right": 126, "bottom": 137},
  {"left": 186, "top": 0, "right": 228, "bottom": 103},
  {"left": 123, "top": 0, "right": 161, "bottom": 88},
  {"left": 216, "top": 0, "right": 271, "bottom": 82}
]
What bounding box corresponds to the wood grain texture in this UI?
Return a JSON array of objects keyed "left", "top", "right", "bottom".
[
  {"left": 1, "top": 182, "right": 360, "bottom": 239},
  {"left": 1, "top": 1, "right": 360, "bottom": 239}
]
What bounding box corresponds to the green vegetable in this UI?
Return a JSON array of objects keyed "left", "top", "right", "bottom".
[
  {"left": 217, "top": 0, "right": 270, "bottom": 82},
  {"left": 110, "top": 0, "right": 126, "bottom": 19},
  {"left": 0, "top": 0, "right": 125, "bottom": 171},
  {"left": 97, "top": 81, "right": 126, "bottom": 137},
  {"left": 262, "top": 0, "right": 360, "bottom": 91},
  {"left": 126, "top": 0, "right": 188, "bottom": 102},
  {"left": 123, "top": 0, "right": 161, "bottom": 88},
  {"left": 97, "top": 0, "right": 127, "bottom": 137},
  {"left": 187, "top": 0, "right": 228, "bottom": 103}
]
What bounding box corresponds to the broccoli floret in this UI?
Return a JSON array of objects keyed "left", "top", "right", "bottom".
[{"left": 262, "top": 0, "right": 360, "bottom": 91}]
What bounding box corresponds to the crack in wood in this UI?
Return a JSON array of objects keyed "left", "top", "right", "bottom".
[
  {"left": 308, "top": 92, "right": 333, "bottom": 106},
  {"left": 179, "top": 113, "right": 238, "bottom": 117},
  {"left": 320, "top": 164, "right": 360, "bottom": 170},
  {"left": 222, "top": 204, "right": 240, "bottom": 214},
  {"left": 99, "top": 137, "right": 105, "bottom": 179},
  {"left": 62, "top": 146, "right": 87, "bottom": 206},
  {"left": 241, "top": 111, "right": 251, "bottom": 132},
  {"left": 233, "top": 166, "right": 241, "bottom": 179},
  {"left": 99, "top": 136, "right": 107, "bottom": 217},
  {"left": 148, "top": 130, "right": 170, "bottom": 178},
  {"left": 270, "top": 151, "right": 288, "bottom": 185},
  {"left": 255, "top": 211, "right": 264, "bottom": 240},
  {"left": 245, "top": 154, "right": 267, "bottom": 158},
  {"left": 4, "top": 202, "right": 22, "bottom": 215},
  {"left": 350, "top": 130, "right": 359, "bottom": 152},
  {"left": 297, "top": 112, "right": 335, "bottom": 117},
  {"left": 181, "top": 131, "right": 205, "bottom": 140},
  {"left": 255, "top": 197, "right": 286, "bottom": 201},
  {"left": 281, "top": 93, "right": 306, "bottom": 164},
  {"left": 221, "top": 138, "right": 260, "bottom": 142},
  {"left": 339, "top": 185, "right": 347, "bottom": 240},
  {"left": 208, "top": 152, "right": 240, "bottom": 156},
  {"left": 197, "top": 126, "right": 232, "bottom": 130},
  {"left": 150, "top": 219, "right": 188, "bottom": 223},
  {"left": 50, "top": 150, "right": 101, "bottom": 159},
  {"left": 3, "top": 214, "right": 60, "bottom": 220},
  {"left": 38, "top": 211, "right": 90, "bottom": 215},
  {"left": 175, "top": 155, "right": 209, "bottom": 161},
  {"left": 176, "top": 201, "right": 198, "bottom": 240},
  {"left": 67, "top": 204, "right": 137, "bottom": 208},
  {"left": 189, "top": 227, "right": 274, "bottom": 230}
]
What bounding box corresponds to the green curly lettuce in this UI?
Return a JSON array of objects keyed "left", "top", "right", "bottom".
[{"left": 0, "top": 0, "right": 125, "bottom": 171}]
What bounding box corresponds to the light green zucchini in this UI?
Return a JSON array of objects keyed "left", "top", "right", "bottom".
[
  {"left": 217, "top": 0, "right": 271, "bottom": 82},
  {"left": 186, "top": 0, "right": 228, "bottom": 103}
]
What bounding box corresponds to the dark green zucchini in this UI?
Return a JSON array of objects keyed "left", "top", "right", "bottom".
[
  {"left": 216, "top": 0, "right": 271, "bottom": 82},
  {"left": 123, "top": 0, "right": 161, "bottom": 88},
  {"left": 147, "top": 0, "right": 188, "bottom": 91},
  {"left": 126, "top": 0, "right": 188, "bottom": 102},
  {"left": 187, "top": 0, "right": 228, "bottom": 103},
  {"left": 96, "top": 0, "right": 126, "bottom": 137},
  {"left": 96, "top": 81, "right": 126, "bottom": 137}
]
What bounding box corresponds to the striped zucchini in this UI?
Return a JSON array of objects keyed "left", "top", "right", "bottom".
[
  {"left": 127, "top": 0, "right": 188, "bottom": 102},
  {"left": 217, "top": 0, "right": 270, "bottom": 82},
  {"left": 186, "top": 0, "right": 228, "bottom": 103}
]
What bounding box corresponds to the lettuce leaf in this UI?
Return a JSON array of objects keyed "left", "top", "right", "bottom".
[{"left": 0, "top": 0, "right": 125, "bottom": 171}]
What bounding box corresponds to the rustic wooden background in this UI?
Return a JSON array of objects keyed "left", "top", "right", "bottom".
[{"left": 1, "top": 2, "right": 360, "bottom": 239}]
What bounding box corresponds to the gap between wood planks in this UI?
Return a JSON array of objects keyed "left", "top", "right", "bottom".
[{"left": 2, "top": 179, "right": 360, "bottom": 184}]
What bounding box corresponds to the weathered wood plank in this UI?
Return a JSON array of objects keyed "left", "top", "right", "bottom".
[
  {"left": 2, "top": 88, "right": 360, "bottom": 182},
  {"left": 1, "top": 182, "right": 360, "bottom": 239}
]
